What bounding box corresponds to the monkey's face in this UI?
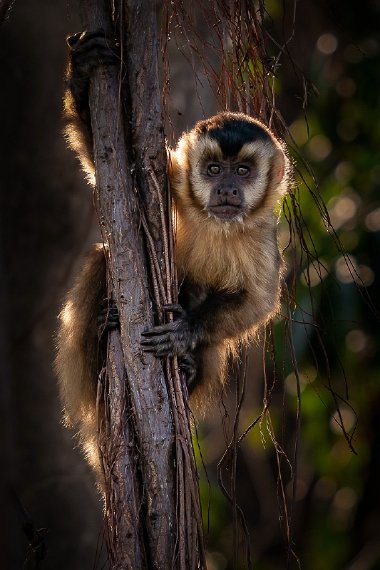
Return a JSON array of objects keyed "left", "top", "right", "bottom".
[
  {"left": 197, "top": 154, "right": 254, "bottom": 221},
  {"left": 171, "top": 113, "right": 288, "bottom": 225},
  {"left": 190, "top": 137, "right": 285, "bottom": 223},
  {"left": 196, "top": 140, "right": 277, "bottom": 222}
]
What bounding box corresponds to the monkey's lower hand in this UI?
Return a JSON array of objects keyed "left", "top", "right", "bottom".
[
  {"left": 141, "top": 305, "right": 200, "bottom": 388},
  {"left": 141, "top": 304, "right": 200, "bottom": 358}
]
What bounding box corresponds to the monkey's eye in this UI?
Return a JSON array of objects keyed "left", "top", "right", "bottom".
[
  {"left": 236, "top": 165, "right": 250, "bottom": 177},
  {"left": 207, "top": 164, "right": 222, "bottom": 176}
]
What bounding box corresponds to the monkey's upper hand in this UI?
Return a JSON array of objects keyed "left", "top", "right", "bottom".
[
  {"left": 67, "top": 29, "right": 119, "bottom": 114},
  {"left": 68, "top": 29, "right": 119, "bottom": 72},
  {"left": 141, "top": 304, "right": 201, "bottom": 358}
]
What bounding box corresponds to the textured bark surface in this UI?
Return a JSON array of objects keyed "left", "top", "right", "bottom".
[
  {"left": 76, "top": 1, "right": 206, "bottom": 568},
  {"left": 78, "top": 1, "right": 175, "bottom": 568}
]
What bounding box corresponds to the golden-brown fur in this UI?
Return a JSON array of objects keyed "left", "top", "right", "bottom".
[
  {"left": 56, "top": 110, "right": 289, "bottom": 469},
  {"left": 164, "top": 112, "right": 289, "bottom": 411},
  {"left": 55, "top": 244, "right": 107, "bottom": 472}
]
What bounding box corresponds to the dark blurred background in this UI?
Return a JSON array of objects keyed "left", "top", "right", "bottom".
[{"left": 0, "top": 1, "right": 379, "bottom": 569}]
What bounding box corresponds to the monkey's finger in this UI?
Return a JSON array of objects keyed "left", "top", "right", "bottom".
[
  {"left": 97, "top": 307, "right": 119, "bottom": 329},
  {"left": 141, "top": 324, "right": 175, "bottom": 337},
  {"left": 141, "top": 335, "right": 166, "bottom": 347},
  {"left": 162, "top": 303, "right": 186, "bottom": 317},
  {"left": 156, "top": 347, "right": 177, "bottom": 357},
  {"left": 141, "top": 338, "right": 155, "bottom": 348},
  {"left": 141, "top": 344, "right": 158, "bottom": 353},
  {"left": 141, "top": 341, "right": 175, "bottom": 357},
  {"left": 141, "top": 335, "right": 170, "bottom": 348},
  {"left": 141, "top": 329, "right": 177, "bottom": 346}
]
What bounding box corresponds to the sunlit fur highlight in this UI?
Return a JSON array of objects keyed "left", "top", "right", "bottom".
[
  {"left": 55, "top": 244, "right": 106, "bottom": 473},
  {"left": 63, "top": 87, "right": 96, "bottom": 186}
]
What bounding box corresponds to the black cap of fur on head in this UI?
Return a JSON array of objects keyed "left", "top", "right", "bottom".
[{"left": 194, "top": 112, "right": 271, "bottom": 158}]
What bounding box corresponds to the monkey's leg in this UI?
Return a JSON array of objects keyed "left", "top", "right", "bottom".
[
  {"left": 64, "top": 30, "right": 120, "bottom": 177},
  {"left": 188, "top": 344, "right": 228, "bottom": 413}
]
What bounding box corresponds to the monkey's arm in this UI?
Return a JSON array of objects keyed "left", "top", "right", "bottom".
[
  {"left": 141, "top": 283, "right": 276, "bottom": 358},
  {"left": 64, "top": 30, "right": 118, "bottom": 180}
]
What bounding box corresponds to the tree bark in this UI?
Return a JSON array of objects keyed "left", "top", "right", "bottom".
[
  {"left": 77, "top": 1, "right": 204, "bottom": 569},
  {"left": 77, "top": 1, "right": 174, "bottom": 568}
]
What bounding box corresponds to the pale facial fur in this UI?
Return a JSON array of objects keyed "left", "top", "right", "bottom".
[{"left": 170, "top": 123, "right": 288, "bottom": 231}]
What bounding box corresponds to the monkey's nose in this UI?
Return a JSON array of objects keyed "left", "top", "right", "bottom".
[
  {"left": 215, "top": 185, "right": 242, "bottom": 206},
  {"left": 217, "top": 186, "right": 238, "bottom": 197}
]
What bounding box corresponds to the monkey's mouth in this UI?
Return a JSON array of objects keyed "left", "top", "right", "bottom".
[{"left": 208, "top": 205, "right": 244, "bottom": 221}]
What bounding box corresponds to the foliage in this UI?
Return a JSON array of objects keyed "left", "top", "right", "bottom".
[{"left": 196, "top": 1, "right": 380, "bottom": 568}]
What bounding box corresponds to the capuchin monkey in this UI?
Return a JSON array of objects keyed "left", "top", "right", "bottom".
[{"left": 55, "top": 31, "right": 290, "bottom": 471}]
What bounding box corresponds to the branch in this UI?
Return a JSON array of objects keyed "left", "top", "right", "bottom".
[
  {"left": 77, "top": 1, "right": 204, "bottom": 567},
  {"left": 77, "top": 1, "right": 175, "bottom": 567}
]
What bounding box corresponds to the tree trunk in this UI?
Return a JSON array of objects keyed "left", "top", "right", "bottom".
[{"left": 77, "top": 1, "right": 204, "bottom": 568}]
